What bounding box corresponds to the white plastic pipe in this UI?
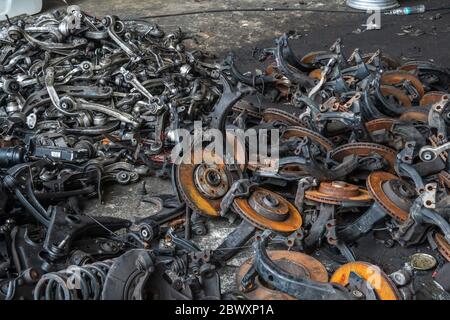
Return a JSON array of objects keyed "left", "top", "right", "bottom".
[{"left": 0, "top": 0, "right": 42, "bottom": 20}]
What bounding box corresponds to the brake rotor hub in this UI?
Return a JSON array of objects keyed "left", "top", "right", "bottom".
[
  {"left": 381, "top": 179, "right": 415, "bottom": 212},
  {"left": 176, "top": 147, "right": 234, "bottom": 217},
  {"left": 248, "top": 189, "right": 289, "bottom": 222},
  {"left": 193, "top": 164, "right": 229, "bottom": 199},
  {"left": 233, "top": 188, "right": 302, "bottom": 233}
]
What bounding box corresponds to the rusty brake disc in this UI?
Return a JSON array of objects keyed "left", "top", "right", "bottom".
[
  {"left": 380, "top": 85, "right": 412, "bottom": 107},
  {"left": 232, "top": 188, "right": 302, "bottom": 233},
  {"left": 176, "top": 147, "right": 235, "bottom": 218},
  {"left": 420, "top": 92, "right": 450, "bottom": 106},
  {"left": 435, "top": 233, "right": 450, "bottom": 262},
  {"left": 330, "top": 142, "right": 397, "bottom": 173},
  {"left": 366, "top": 171, "right": 414, "bottom": 222},
  {"left": 262, "top": 107, "right": 304, "bottom": 126},
  {"left": 305, "top": 181, "right": 372, "bottom": 205},
  {"left": 300, "top": 51, "right": 328, "bottom": 64},
  {"left": 398, "top": 106, "right": 430, "bottom": 122},
  {"left": 365, "top": 118, "right": 395, "bottom": 133},
  {"left": 231, "top": 100, "right": 263, "bottom": 119},
  {"left": 281, "top": 126, "right": 334, "bottom": 151},
  {"left": 236, "top": 250, "right": 328, "bottom": 300},
  {"left": 380, "top": 71, "right": 425, "bottom": 98},
  {"left": 330, "top": 261, "right": 401, "bottom": 300}
]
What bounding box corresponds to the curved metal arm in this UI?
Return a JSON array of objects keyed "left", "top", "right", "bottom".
[
  {"left": 397, "top": 162, "right": 425, "bottom": 192},
  {"left": 274, "top": 35, "right": 315, "bottom": 89},
  {"left": 77, "top": 99, "right": 140, "bottom": 128},
  {"left": 223, "top": 52, "right": 277, "bottom": 86},
  {"left": 248, "top": 230, "right": 353, "bottom": 300}
]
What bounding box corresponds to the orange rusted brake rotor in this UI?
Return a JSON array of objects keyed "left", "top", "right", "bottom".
[
  {"left": 365, "top": 118, "right": 395, "bottom": 133},
  {"left": 398, "top": 106, "right": 430, "bottom": 122},
  {"left": 265, "top": 64, "right": 291, "bottom": 97},
  {"left": 309, "top": 69, "right": 323, "bottom": 80},
  {"left": 305, "top": 181, "right": 372, "bottom": 205},
  {"left": 330, "top": 261, "right": 401, "bottom": 300},
  {"left": 300, "top": 51, "right": 328, "bottom": 64},
  {"left": 233, "top": 188, "right": 302, "bottom": 233},
  {"left": 231, "top": 100, "right": 263, "bottom": 119},
  {"left": 435, "top": 233, "right": 450, "bottom": 262},
  {"left": 380, "top": 85, "right": 412, "bottom": 107},
  {"left": 330, "top": 142, "right": 397, "bottom": 173},
  {"left": 366, "top": 171, "right": 414, "bottom": 222},
  {"left": 236, "top": 250, "right": 328, "bottom": 300},
  {"left": 420, "top": 92, "right": 449, "bottom": 106},
  {"left": 176, "top": 147, "right": 234, "bottom": 218},
  {"left": 380, "top": 71, "right": 425, "bottom": 98},
  {"left": 262, "top": 108, "right": 304, "bottom": 126}
]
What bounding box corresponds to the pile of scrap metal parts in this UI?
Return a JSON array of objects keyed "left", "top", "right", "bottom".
[{"left": 0, "top": 5, "right": 450, "bottom": 300}]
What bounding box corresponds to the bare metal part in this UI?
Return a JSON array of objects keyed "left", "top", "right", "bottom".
[{"left": 420, "top": 142, "right": 450, "bottom": 162}]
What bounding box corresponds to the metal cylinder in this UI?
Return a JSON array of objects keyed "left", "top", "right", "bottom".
[
  {"left": 0, "top": 146, "right": 26, "bottom": 168},
  {"left": 346, "top": 0, "right": 399, "bottom": 10}
]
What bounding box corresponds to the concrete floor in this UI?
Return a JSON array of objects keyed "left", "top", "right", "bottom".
[
  {"left": 39, "top": 0, "right": 450, "bottom": 295},
  {"left": 43, "top": 0, "right": 450, "bottom": 66}
]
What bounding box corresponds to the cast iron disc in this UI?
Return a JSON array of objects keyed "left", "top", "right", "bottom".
[
  {"left": 281, "top": 126, "right": 334, "bottom": 151},
  {"left": 330, "top": 142, "right": 397, "bottom": 173},
  {"left": 233, "top": 188, "right": 302, "bottom": 233},
  {"left": 305, "top": 181, "right": 372, "bottom": 205},
  {"left": 330, "top": 261, "right": 401, "bottom": 300},
  {"left": 435, "top": 233, "right": 450, "bottom": 262},
  {"left": 176, "top": 147, "right": 234, "bottom": 218},
  {"left": 262, "top": 107, "right": 304, "bottom": 127},
  {"left": 367, "top": 171, "right": 411, "bottom": 222}
]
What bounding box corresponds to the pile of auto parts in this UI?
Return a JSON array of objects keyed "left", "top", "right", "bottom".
[
  {"left": 0, "top": 5, "right": 240, "bottom": 300},
  {"left": 180, "top": 33, "right": 450, "bottom": 300},
  {"left": 1, "top": 5, "right": 450, "bottom": 300}
]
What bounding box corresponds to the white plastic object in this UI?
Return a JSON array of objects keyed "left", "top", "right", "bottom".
[
  {"left": 347, "top": 0, "right": 399, "bottom": 11},
  {"left": 0, "top": 0, "right": 43, "bottom": 21}
]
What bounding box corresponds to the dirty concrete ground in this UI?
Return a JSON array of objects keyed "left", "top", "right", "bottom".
[{"left": 39, "top": 0, "right": 450, "bottom": 295}]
